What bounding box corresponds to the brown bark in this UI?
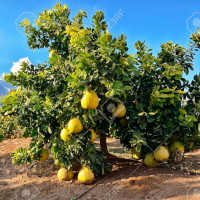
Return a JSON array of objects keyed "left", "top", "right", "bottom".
[{"left": 100, "top": 134, "right": 108, "bottom": 155}]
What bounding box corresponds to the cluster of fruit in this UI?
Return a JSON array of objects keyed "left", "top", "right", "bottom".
[
  {"left": 132, "top": 141, "right": 184, "bottom": 167},
  {"left": 57, "top": 165, "right": 94, "bottom": 184},
  {"left": 58, "top": 90, "right": 99, "bottom": 184},
  {"left": 60, "top": 119, "right": 97, "bottom": 143},
  {"left": 56, "top": 90, "right": 127, "bottom": 183},
  {"left": 60, "top": 90, "right": 99, "bottom": 143},
  {"left": 31, "top": 148, "right": 95, "bottom": 184},
  {"left": 30, "top": 90, "right": 100, "bottom": 184}
]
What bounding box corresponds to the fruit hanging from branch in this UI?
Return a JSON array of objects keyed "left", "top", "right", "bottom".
[
  {"left": 60, "top": 128, "right": 72, "bottom": 142},
  {"left": 112, "top": 103, "right": 126, "bottom": 118},
  {"left": 67, "top": 118, "right": 83, "bottom": 134},
  {"left": 89, "top": 129, "right": 97, "bottom": 142},
  {"left": 81, "top": 90, "right": 99, "bottom": 109}
]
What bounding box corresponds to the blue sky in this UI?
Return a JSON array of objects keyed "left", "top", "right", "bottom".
[{"left": 0, "top": 0, "right": 200, "bottom": 80}]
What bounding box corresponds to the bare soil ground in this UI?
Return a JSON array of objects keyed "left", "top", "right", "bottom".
[{"left": 1, "top": 138, "right": 200, "bottom": 200}]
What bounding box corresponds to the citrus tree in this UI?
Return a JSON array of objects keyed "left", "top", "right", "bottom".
[
  {"left": 2, "top": 3, "right": 200, "bottom": 178},
  {"left": 4, "top": 3, "right": 137, "bottom": 176},
  {"left": 109, "top": 34, "right": 200, "bottom": 159},
  {"left": 0, "top": 87, "right": 25, "bottom": 141}
]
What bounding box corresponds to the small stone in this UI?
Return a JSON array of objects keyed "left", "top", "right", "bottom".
[
  {"left": 1, "top": 159, "right": 6, "bottom": 164},
  {"left": 19, "top": 169, "right": 24, "bottom": 173}
]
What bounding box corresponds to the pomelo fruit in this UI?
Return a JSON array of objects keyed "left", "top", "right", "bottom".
[
  {"left": 78, "top": 166, "right": 94, "bottom": 184},
  {"left": 89, "top": 129, "right": 97, "bottom": 142},
  {"left": 67, "top": 118, "right": 83, "bottom": 134},
  {"left": 81, "top": 90, "right": 99, "bottom": 109},
  {"left": 144, "top": 153, "right": 158, "bottom": 167},
  {"left": 112, "top": 103, "right": 126, "bottom": 118},
  {"left": 131, "top": 147, "right": 141, "bottom": 159},
  {"left": 39, "top": 148, "right": 49, "bottom": 162},
  {"left": 170, "top": 141, "right": 184, "bottom": 153},
  {"left": 154, "top": 146, "right": 169, "bottom": 161},
  {"left": 57, "top": 168, "right": 74, "bottom": 181},
  {"left": 60, "top": 128, "right": 72, "bottom": 142}
]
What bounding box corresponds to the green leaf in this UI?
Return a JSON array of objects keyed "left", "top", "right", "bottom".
[
  {"left": 139, "top": 122, "right": 147, "bottom": 130},
  {"left": 125, "top": 86, "right": 131, "bottom": 90},
  {"left": 188, "top": 121, "right": 193, "bottom": 127},
  {"left": 89, "top": 152, "right": 96, "bottom": 162},
  {"left": 174, "top": 75, "right": 182, "bottom": 80},
  {"left": 48, "top": 126, "right": 52, "bottom": 134},
  {"left": 179, "top": 108, "right": 187, "bottom": 115},
  {"left": 136, "top": 144, "right": 141, "bottom": 152},
  {"left": 123, "top": 76, "right": 131, "bottom": 81},
  {"left": 113, "top": 81, "right": 123, "bottom": 89},
  {"left": 77, "top": 86, "right": 85, "bottom": 91},
  {"left": 120, "top": 57, "right": 129, "bottom": 66},
  {"left": 159, "top": 94, "right": 169, "bottom": 98},
  {"left": 31, "top": 131, "right": 37, "bottom": 137},
  {"left": 105, "top": 90, "right": 115, "bottom": 97},
  {"left": 22, "top": 18, "right": 30, "bottom": 26},
  {"left": 66, "top": 76, "right": 74, "bottom": 82},
  {"left": 161, "top": 88, "right": 171, "bottom": 92},
  {"left": 149, "top": 112, "right": 157, "bottom": 116},
  {"left": 138, "top": 112, "right": 146, "bottom": 116},
  {"left": 36, "top": 105, "right": 41, "bottom": 111},
  {"left": 190, "top": 115, "right": 197, "bottom": 122},
  {"left": 27, "top": 157, "right": 32, "bottom": 164}
]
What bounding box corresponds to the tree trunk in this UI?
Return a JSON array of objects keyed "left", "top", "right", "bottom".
[{"left": 100, "top": 134, "right": 108, "bottom": 155}]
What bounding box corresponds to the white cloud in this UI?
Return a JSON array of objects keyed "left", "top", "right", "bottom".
[
  {"left": 0, "top": 57, "right": 31, "bottom": 80},
  {"left": 0, "top": 73, "right": 4, "bottom": 80},
  {"left": 0, "top": 73, "right": 6, "bottom": 80},
  {"left": 10, "top": 57, "right": 31, "bottom": 73}
]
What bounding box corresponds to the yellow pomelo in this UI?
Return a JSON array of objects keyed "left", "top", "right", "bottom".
[
  {"left": 78, "top": 166, "right": 95, "bottom": 184},
  {"left": 57, "top": 168, "right": 74, "bottom": 181},
  {"left": 67, "top": 118, "right": 83, "bottom": 134},
  {"left": 39, "top": 148, "right": 49, "bottom": 162},
  {"left": 154, "top": 146, "right": 169, "bottom": 161},
  {"left": 131, "top": 147, "right": 141, "bottom": 159},
  {"left": 60, "top": 128, "right": 72, "bottom": 142},
  {"left": 144, "top": 153, "right": 158, "bottom": 167},
  {"left": 89, "top": 129, "right": 97, "bottom": 142},
  {"left": 170, "top": 141, "right": 184, "bottom": 153},
  {"left": 81, "top": 90, "right": 99, "bottom": 109},
  {"left": 112, "top": 103, "right": 126, "bottom": 118}
]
